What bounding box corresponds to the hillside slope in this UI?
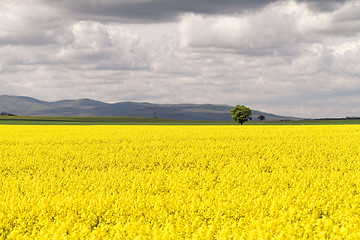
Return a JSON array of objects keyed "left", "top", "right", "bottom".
[{"left": 0, "top": 95, "right": 301, "bottom": 121}]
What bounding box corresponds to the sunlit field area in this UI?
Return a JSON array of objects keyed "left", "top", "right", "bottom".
[{"left": 1, "top": 125, "right": 360, "bottom": 239}]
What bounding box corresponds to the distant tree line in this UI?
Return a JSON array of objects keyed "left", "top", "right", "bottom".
[{"left": 0, "top": 112, "right": 17, "bottom": 116}]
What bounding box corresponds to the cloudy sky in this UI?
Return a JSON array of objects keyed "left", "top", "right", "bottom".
[{"left": 1, "top": 0, "right": 360, "bottom": 118}]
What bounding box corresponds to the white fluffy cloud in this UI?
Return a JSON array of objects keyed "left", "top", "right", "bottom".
[
  {"left": 178, "top": 1, "right": 360, "bottom": 51},
  {"left": 179, "top": 4, "right": 300, "bottom": 51},
  {"left": 1, "top": 0, "right": 360, "bottom": 118},
  {"left": 56, "top": 21, "right": 148, "bottom": 70}
]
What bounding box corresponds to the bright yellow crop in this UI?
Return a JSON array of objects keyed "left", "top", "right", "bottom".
[{"left": 1, "top": 125, "right": 360, "bottom": 239}]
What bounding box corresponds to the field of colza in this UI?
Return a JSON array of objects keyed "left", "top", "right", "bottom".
[{"left": 1, "top": 125, "right": 360, "bottom": 239}]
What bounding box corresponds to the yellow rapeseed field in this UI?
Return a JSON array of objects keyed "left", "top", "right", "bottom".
[{"left": 1, "top": 125, "right": 360, "bottom": 239}]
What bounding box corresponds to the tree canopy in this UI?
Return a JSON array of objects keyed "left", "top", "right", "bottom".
[
  {"left": 230, "top": 105, "right": 252, "bottom": 125},
  {"left": 258, "top": 115, "right": 265, "bottom": 121}
]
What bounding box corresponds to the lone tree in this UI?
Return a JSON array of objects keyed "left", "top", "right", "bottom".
[
  {"left": 258, "top": 115, "right": 266, "bottom": 121},
  {"left": 230, "top": 105, "right": 252, "bottom": 125}
]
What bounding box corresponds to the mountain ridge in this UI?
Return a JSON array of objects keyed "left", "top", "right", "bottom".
[{"left": 0, "top": 95, "right": 301, "bottom": 121}]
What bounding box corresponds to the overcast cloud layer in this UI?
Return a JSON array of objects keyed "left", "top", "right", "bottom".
[{"left": 0, "top": 0, "right": 360, "bottom": 118}]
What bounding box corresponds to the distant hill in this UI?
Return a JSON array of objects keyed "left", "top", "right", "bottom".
[{"left": 0, "top": 95, "right": 301, "bottom": 121}]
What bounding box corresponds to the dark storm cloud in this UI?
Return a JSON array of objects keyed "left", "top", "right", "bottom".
[
  {"left": 46, "top": 0, "right": 352, "bottom": 23},
  {"left": 297, "top": 0, "right": 351, "bottom": 12},
  {"left": 47, "top": 0, "right": 274, "bottom": 22}
]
